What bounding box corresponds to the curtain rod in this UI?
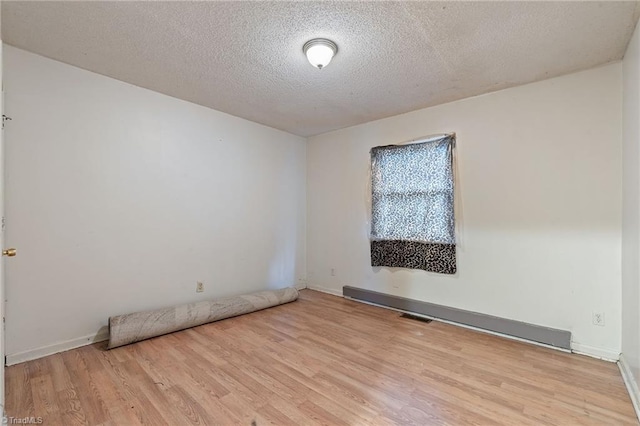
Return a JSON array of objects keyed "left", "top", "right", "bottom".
[{"left": 399, "top": 132, "right": 456, "bottom": 146}]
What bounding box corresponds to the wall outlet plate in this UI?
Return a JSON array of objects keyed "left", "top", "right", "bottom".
[
  {"left": 196, "top": 282, "right": 204, "bottom": 293},
  {"left": 592, "top": 312, "right": 605, "bottom": 326}
]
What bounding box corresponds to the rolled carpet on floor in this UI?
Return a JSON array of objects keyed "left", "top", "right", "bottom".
[{"left": 108, "top": 287, "right": 299, "bottom": 349}]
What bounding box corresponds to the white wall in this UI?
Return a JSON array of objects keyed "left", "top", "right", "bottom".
[
  {"left": 3, "top": 46, "right": 306, "bottom": 362},
  {"left": 307, "top": 63, "right": 623, "bottom": 358},
  {"left": 622, "top": 19, "right": 640, "bottom": 408},
  {"left": 2, "top": 42, "right": 628, "bottom": 366}
]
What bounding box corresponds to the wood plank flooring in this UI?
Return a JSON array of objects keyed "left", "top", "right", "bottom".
[{"left": 5, "top": 289, "right": 639, "bottom": 425}]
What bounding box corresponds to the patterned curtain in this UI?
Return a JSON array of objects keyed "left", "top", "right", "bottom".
[{"left": 370, "top": 134, "right": 456, "bottom": 273}]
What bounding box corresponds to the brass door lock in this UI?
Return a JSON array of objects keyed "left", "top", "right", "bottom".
[{"left": 2, "top": 248, "right": 17, "bottom": 257}]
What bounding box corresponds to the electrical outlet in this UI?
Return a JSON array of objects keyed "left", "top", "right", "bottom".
[
  {"left": 196, "top": 282, "right": 204, "bottom": 293},
  {"left": 592, "top": 312, "right": 605, "bottom": 326},
  {"left": 331, "top": 268, "right": 336, "bottom": 277}
]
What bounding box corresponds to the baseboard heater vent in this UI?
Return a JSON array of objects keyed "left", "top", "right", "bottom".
[
  {"left": 400, "top": 313, "right": 432, "bottom": 323},
  {"left": 343, "top": 286, "right": 571, "bottom": 350}
]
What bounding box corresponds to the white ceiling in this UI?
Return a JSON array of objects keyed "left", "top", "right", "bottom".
[{"left": 3, "top": 1, "right": 640, "bottom": 137}]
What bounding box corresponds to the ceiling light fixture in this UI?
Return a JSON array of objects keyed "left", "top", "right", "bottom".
[{"left": 303, "top": 38, "right": 337, "bottom": 69}]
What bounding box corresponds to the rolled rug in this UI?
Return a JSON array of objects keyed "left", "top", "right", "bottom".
[{"left": 108, "top": 287, "right": 299, "bottom": 349}]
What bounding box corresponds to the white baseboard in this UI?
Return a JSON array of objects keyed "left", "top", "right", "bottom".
[
  {"left": 341, "top": 288, "right": 627, "bottom": 362},
  {"left": 311, "top": 286, "right": 621, "bottom": 361},
  {"left": 311, "top": 286, "right": 620, "bottom": 363},
  {"left": 7, "top": 285, "right": 305, "bottom": 365},
  {"left": 306, "top": 285, "right": 343, "bottom": 297},
  {"left": 6, "top": 329, "right": 109, "bottom": 366},
  {"left": 571, "top": 342, "right": 620, "bottom": 362},
  {"left": 345, "top": 294, "right": 574, "bottom": 354},
  {"left": 619, "top": 354, "right": 640, "bottom": 421}
]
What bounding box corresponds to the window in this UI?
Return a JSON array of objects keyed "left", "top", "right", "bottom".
[{"left": 370, "top": 134, "right": 456, "bottom": 274}]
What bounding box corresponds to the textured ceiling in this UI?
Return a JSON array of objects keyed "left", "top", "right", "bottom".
[{"left": 3, "top": 1, "right": 640, "bottom": 137}]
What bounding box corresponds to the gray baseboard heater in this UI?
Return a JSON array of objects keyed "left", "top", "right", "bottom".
[{"left": 343, "top": 286, "right": 571, "bottom": 350}]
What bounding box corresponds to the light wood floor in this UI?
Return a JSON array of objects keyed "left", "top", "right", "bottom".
[{"left": 6, "top": 289, "right": 639, "bottom": 425}]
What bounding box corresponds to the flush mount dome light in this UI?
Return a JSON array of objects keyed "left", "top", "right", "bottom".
[{"left": 303, "top": 38, "right": 337, "bottom": 69}]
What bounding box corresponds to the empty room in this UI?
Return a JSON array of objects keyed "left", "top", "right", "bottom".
[{"left": 0, "top": 1, "right": 639, "bottom": 424}]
